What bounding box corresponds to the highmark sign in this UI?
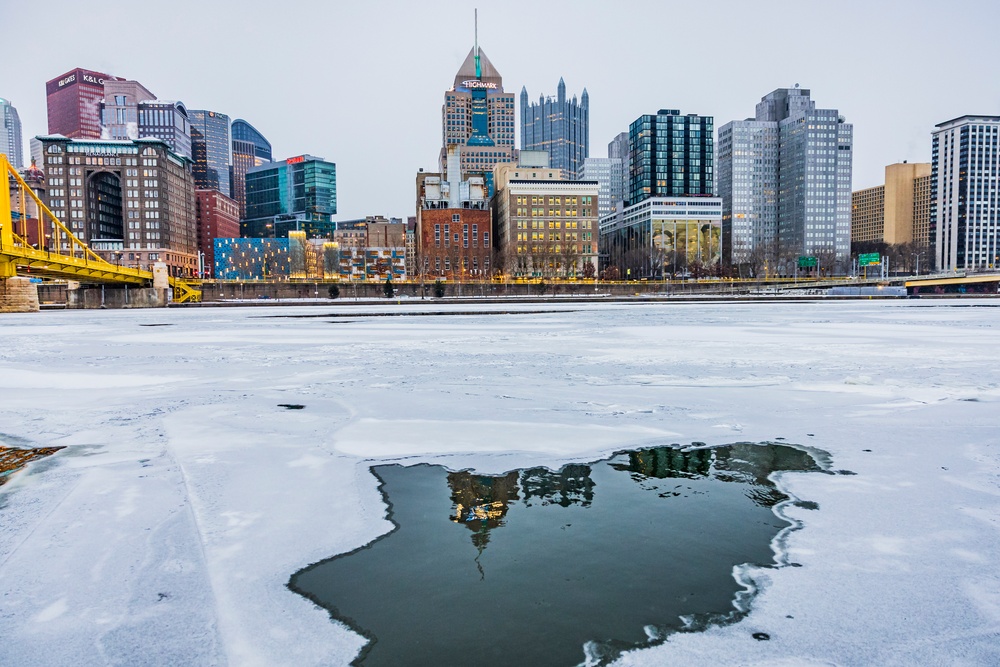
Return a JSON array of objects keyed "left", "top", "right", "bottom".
[{"left": 462, "top": 80, "right": 497, "bottom": 90}]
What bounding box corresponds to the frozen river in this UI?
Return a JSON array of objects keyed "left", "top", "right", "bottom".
[{"left": 1, "top": 300, "right": 998, "bottom": 666}]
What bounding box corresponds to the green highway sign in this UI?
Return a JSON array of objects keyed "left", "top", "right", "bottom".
[
  {"left": 797, "top": 256, "right": 817, "bottom": 268},
  {"left": 859, "top": 253, "right": 881, "bottom": 266}
]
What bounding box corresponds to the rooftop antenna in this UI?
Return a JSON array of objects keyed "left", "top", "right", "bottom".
[{"left": 474, "top": 9, "right": 481, "bottom": 79}]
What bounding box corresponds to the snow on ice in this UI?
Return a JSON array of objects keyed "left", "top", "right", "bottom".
[{"left": 0, "top": 300, "right": 998, "bottom": 666}]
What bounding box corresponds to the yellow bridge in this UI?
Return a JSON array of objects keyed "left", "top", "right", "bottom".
[{"left": 1, "top": 153, "right": 199, "bottom": 303}]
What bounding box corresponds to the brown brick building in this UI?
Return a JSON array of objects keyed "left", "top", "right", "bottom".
[
  {"left": 416, "top": 147, "right": 493, "bottom": 281},
  {"left": 39, "top": 135, "right": 197, "bottom": 276},
  {"left": 418, "top": 206, "right": 492, "bottom": 280}
]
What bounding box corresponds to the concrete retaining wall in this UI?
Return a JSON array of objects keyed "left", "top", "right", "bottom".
[
  {"left": 200, "top": 280, "right": 734, "bottom": 302},
  {"left": 66, "top": 286, "right": 167, "bottom": 309}
]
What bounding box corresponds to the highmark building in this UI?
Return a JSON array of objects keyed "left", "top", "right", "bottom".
[
  {"left": 440, "top": 42, "right": 515, "bottom": 194},
  {"left": 600, "top": 109, "right": 722, "bottom": 278},
  {"left": 242, "top": 154, "right": 336, "bottom": 239}
]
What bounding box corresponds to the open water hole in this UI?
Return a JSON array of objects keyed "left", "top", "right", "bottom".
[{"left": 290, "top": 443, "right": 824, "bottom": 666}]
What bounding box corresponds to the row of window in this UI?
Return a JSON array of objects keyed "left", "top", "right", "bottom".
[
  {"left": 429, "top": 256, "right": 492, "bottom": 272},
  {"left": 433, "top": 223, "right": 490, "bottom": 249},
  {"left": 516, "top": 232, "right": 594, "bottom": 242},
  {"left": 515, "top": 220, "right": 593, "bottom": 230},
  {"left": 514, "top": 245, "right": 594, "bottom": 254}
]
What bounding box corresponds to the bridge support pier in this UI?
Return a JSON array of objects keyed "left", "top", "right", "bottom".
[{"left": 0, "top": 276, "right": 40, "bottom": 313}]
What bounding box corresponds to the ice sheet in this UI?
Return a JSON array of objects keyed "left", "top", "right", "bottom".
[{"left": 1, "top": 300, "right": 999, "bottom": 666}]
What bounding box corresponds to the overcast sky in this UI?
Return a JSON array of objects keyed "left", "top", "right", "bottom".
[{"left": 3, "top": 0, "right": 999, "bottom": 220}]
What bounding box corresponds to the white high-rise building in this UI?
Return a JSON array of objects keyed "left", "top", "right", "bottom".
[
  {"left": 718, "top": 121, "right": 777, "bottom": 263},
  {"left": 1, "top": 97, "right": 24, "bottom": 168},
  {"left": 931, "top": 115, "right": 1000, "bottom": 272},
  {"left": 580, "top": 157, "right": 623, "bottom": 220},
  {"left": 719, "top": 87, "right": 853, "bottom": 272}
]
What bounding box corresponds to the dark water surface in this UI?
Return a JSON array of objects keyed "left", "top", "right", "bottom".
[{"left": 290, "top": 444, "right": 822, "bottom": 666}]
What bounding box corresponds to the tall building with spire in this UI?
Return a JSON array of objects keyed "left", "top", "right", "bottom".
[
  {"left": 520, "top": 78, "right": 589, "bottom": 179},
  {"left": 440, "top": 23, "right": 515, "bottom": 195}
]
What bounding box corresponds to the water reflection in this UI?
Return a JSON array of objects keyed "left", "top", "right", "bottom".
[
  {"left": 614, "top": 444, "right": 822, "bottom": 508},
  {"left": 520, "top": 464, "right": 595, "bottom": 508},
  {"left": 447, "top": 471, "right": 519, "bottom": 576},
  {"left": 290, "top": 443, "right": 824, "bottom": 667}
]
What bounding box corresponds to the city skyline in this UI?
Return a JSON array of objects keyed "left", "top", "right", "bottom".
[{"left": 2, "top": 0, "right": 999, "bottom": 221}]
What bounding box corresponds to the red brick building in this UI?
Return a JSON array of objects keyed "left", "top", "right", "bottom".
[
  {"left": 195, "top": 189, "right": 239, "bottom": 278},
  {"left": 45, "top": 68, "right": 121, "bottom": 139},
  {"left": 418, "top": 207, "right": 492, "bottom": 280}
]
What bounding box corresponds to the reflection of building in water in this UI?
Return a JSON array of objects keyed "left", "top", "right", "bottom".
[
  {"left": 448, "top": 471, "right": 520, "bottom": 552},
  {"left": 612, "top": 444, "right": 821, "bottom": 508},
  {"left": 615, "top": 447, "right": 713, "bottom": 480},
  {"left": 520, "top": 464, "right": 595, "bottom": 507},
  {"left": 0, "top": 447, "right": 63, "bottom": 486}
]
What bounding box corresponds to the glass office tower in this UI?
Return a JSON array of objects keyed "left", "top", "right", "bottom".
[
  {"left": 628, "top": 109, "right": 714, "bottom": 205},
  {"left": 231, "top": 118, "right": 273, "bottom": 220},
  {"left": 243, "top": 155, "right": 337, "bottom": 239},
  {"left": 189, "top": 110, "right": 232, "bottom": 197}
]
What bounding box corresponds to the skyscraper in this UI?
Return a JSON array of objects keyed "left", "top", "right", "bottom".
[
  {"left": 189, "top": 110, "right": 232, "bottom": 196},
  {"left": 45, "top": 68, "right": 122, "bottom": 139},
  {"left": 599, "top": 110, "right": 722, "bottom": 278},
  {"left": 719, "top": 87, "right": 852, "bottom": 269},
  {"left": 520, "top": 79, "right": 589, "bottom": 179},
  {"left": 243, "top": 155, "right": 336, "bottom": 239},
  {"left": 440, "top": 38, "right": 515, "bottom": 193},
  {"left": 931, "top": 115, "right": 1000, "bottom": 271},
  {"left": 628, "top": 109, "right": 714, "bottom": 205},
  {"left": 600, "top": 109, "right": 722, "bottom": 278},
  {"left": 1, "top": 98, "right": 23, "bottom": 168},
  {"left": 231, "top": 118, "right": 272, "bottom": 221}
]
